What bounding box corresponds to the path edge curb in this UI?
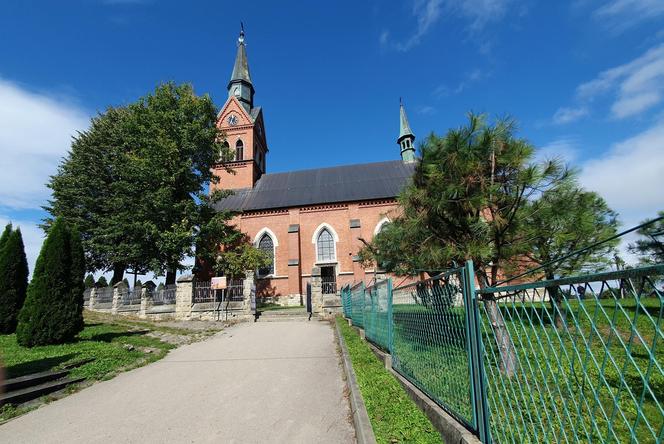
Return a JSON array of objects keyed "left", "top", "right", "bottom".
[{"left": 334, "top": 321, "right": 377, "bottom": 444}]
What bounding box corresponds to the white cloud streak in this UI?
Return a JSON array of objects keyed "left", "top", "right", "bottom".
[
  {"left": 0, "top": 78, "right": 89, "bottom": 210},
  {"left": 385, "top": 0, "right": 512, "bottom": 52},
  {"left": 554, "top": 43, "right": 664, "bottom": 123},
  {"left": 594, "top": 0, "right": 664, "bottom": 32},
  {"left": 552, "top": 107, "right": 589, "bottom": 125},
  {"left": 577, "top": 43, "right": 664, "bottom": 119}
]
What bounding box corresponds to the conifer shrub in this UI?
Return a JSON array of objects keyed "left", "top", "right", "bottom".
[
  {"left": 16, "top": 218, "right": 85, "bottom": 346},
  {"left": 0, "top": 228, "right": 29, "bottom": 333},
  {"left": 0, "top": 223, "right": 11, "bottom": 250},
  {"left": 96, "top": 276, "right": 108, "bottom": 287},
  {"left": 84, "top": 274, "right": 95, "bottom": 288}
]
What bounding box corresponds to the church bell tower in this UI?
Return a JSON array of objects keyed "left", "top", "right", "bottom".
[{"left": 211, "top": 25, "right": 269, "bottom": 192}]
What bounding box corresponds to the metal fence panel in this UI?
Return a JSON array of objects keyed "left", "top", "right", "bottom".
[
  {"left": 350, "top": 282, "right": 365, "bottom": 328},
  {"left": 95, "top": 287, "right": 113, "bottom": 304},
  {"left": 364, "top": 279, "right": 392, "bottom": 352},
  {"left": 391, "top": 267, "right": 477, "bottom": 430},
  {"left": 152, "top": 285, "right": 176, "bottom": 305},
  {"left": 477, "top": 264, "right": 664, "bottom": 444}
]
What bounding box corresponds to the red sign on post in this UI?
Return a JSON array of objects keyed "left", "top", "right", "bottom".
[{"left": 211, "top": 276, "right": 227, "bottom": 290}]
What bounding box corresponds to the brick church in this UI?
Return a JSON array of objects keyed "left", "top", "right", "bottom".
[{"left": 209, "top": 28, "right": 417, "bottom": 305}]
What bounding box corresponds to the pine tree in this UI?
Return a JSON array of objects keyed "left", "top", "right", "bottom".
[
  {"left": 16, "top": 218, "right": 84, "bottom": 346},
  {"left": 84, "top": 274, "right": 95, "bottom": 288},
  {"left": 0, "top": 228, "right": 29, "bottom": 333},
  {"left": 628, "top": 211, "right": 664, "bottom": 265}
]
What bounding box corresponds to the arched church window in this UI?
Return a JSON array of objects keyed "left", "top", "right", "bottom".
[
  {"left": 235, "top": 140, "right": 244, "bottom": 161},
  {"left": 317, "top": 228, "right": 335, "bottom": 262},
  {"left": 257, "top": 233, "right": 274, "bottom": 276}
]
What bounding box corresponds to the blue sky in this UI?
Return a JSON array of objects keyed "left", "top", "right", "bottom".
[{"left": 1, "top": 0, "right": 663, "bottom": 277}]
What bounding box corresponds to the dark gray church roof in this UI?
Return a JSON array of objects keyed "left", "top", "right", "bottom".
[{"left": 215, "top": 160, "right": 416, "bottom": 212}]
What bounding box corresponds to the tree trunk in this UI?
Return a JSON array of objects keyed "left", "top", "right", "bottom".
[
  {"left": 111, "top": 264, "right": 125, "bottom": 285},
  {"left": 546, "top": 272, "right": 566, "bottom": 330},
  {"left": 165, "top": 266, "right": 177, "bottom": 286},
  {"left": 479, "top": 274, "right": 518, "bottom": 378}
]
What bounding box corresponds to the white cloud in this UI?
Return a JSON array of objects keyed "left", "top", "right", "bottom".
[
  {"left": 536, "top": 138, "right": 579, "bottom": 164},
  {"left": 594, "top": 0, "right": 664, "bottom": 31},
  {"left": 580, "top": 119, "right": 664, "bottom": 260},
  {"left": 575, "top": 43, "right": 664, "bottom": 119},
  {"left": 552, "top": 106, "right": 588, "bottom": 125},
  {"left": 0, "top": 78, "right": 89, "bottom": 210},
  {"left": 434, "top": 68, "right": 489, "bottom": 98},
  {"left": 417, "top": 105, "right": 436, "bottom": 115},
  {"left": 386, "top": 0, "right": 512, "bottom": 52},
  {"left": 393, "top": 0, "right": 443, "bottom": 52}
]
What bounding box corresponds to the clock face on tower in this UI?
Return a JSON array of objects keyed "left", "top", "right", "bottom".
[
  {"left": 227, "top": 114, "right": 238, "bottom": 126},
  {"left": 233, "top": 86, "right": 240, "bottom": 97}
]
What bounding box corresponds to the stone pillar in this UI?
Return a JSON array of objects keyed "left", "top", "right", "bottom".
[
  {"left": 175, "top": 274, "right": 194, "bottom": 320},
  {"left": 139, "top": 287, "right": 152, "bottom": 319},
  {"left": 311, "top": 266, "right": 323, "bottom": 314},
  {"left": 111, "top": 282, "right": 124, "bottom": 314},
  {"left": 287, "top": 221, "right": 302, "bottom": 303},
  {"left": 242, "top": 270, "right": 255, "bottom": 317},
  {"left": 88, "top": 287, "right": 97, "bottom": 310},
  {"left": 349, "top": 213, "right": 365, "bottom": 283}
]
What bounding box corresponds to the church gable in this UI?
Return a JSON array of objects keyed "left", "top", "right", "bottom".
[{"left": 217, "top": 96, "right": 254, "bottom": 129}]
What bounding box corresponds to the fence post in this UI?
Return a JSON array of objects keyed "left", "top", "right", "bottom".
[
  {"left": 243, "top": 270, "right": 255, "bottom": 317},
  {"left": 387, "top": 278, "right": 394, "bottom": 355},
  {"left": 311, "top": 267, "right": 323, "bottom": 314},
  {"left": 464, "top": 260, "right": 491, "bottom": 443},
  {"left": 139, "top": 286, "right": 151, "bottom": 319},
  {"left": 111, "top": 282, "right": 124, "bottom": 314},
  {"left": 88, "top": 287, "right": 97, "bottom": 310},
  {"left": 175, "top": 275, "right": 194, "bottom": 320}
]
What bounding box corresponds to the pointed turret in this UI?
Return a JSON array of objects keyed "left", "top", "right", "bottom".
[
  {"left": 228, "top": 23, "right": 254, "bottom": 112},
  {"left": 397, "top": 99, "right": 416, "bottom": 162}
]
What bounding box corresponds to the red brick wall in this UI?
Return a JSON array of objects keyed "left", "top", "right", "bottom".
[{"left": 228, "top": 199, "right": 404, "bottom": 299}]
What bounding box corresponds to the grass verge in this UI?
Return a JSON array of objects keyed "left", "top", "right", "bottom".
[
  {"left": 0, "top": 311, "right": 218, "bottom": 422},
  {"left": 336, "top": 317, "right": 440, "bottom": 444}
]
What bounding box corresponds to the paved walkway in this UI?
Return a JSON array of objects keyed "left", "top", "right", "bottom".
[{"left": 0, "top": 321, "right": 356, "bottom": 443}]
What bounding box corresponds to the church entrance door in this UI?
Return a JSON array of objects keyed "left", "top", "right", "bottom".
[{"left": 321, "top": 266, "right": 337, "bottom": 294}]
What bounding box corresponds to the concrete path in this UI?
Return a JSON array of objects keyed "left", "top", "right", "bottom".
[{"left": 0, "top": 321, "right": 356, "bottom": 443}]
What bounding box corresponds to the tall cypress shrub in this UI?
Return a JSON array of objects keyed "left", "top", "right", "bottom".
[
  {"left": 0, "top": 223, "right": 11, "bottom": 251},
  {"left": 16, "top": 218, "right": 84, "bottom": 346},
  {"left": 84, "top": 274, "right": 95, "bottom": 289},
  {"left": 0, "top": 228, "right": 29, "bottom": 333}
]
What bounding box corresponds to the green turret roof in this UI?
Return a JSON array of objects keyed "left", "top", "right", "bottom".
[
  {"left": 399, "top": 100, "right": 414, "bottom": 141},
  {"left": 230, "top": 27, "right": 252, "bottom": 85}
]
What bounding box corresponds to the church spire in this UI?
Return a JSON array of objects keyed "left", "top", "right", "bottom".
[
  {"left": 228, "top": 23, "right": 254, "bottom": 112},
  {"left": 397, "top": 99, "right": 416, "bottom": 162}
]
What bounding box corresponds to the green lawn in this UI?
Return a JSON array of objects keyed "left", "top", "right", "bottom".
[
  {"left": 336, "top": 317, "right": 440, "bottom": 444},
  {"left": 0, "top": 312, "right": 216, "bottom": 422}
]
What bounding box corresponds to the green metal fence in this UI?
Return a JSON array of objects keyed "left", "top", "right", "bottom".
[
  {"left": 364, "top": 279, "right": 392, "bottom": 352},
  {"left": 477, "top": 264, "right": 664, "bottom": 443},
  {"left": 344, "top": 263, "right": 663, "bottom": 443},
  {"left": 350, "top": 282, "right": 366, "bottom": 329},
  {"left": 341, "top": 284, "right": 351, "bottom": 318}
]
